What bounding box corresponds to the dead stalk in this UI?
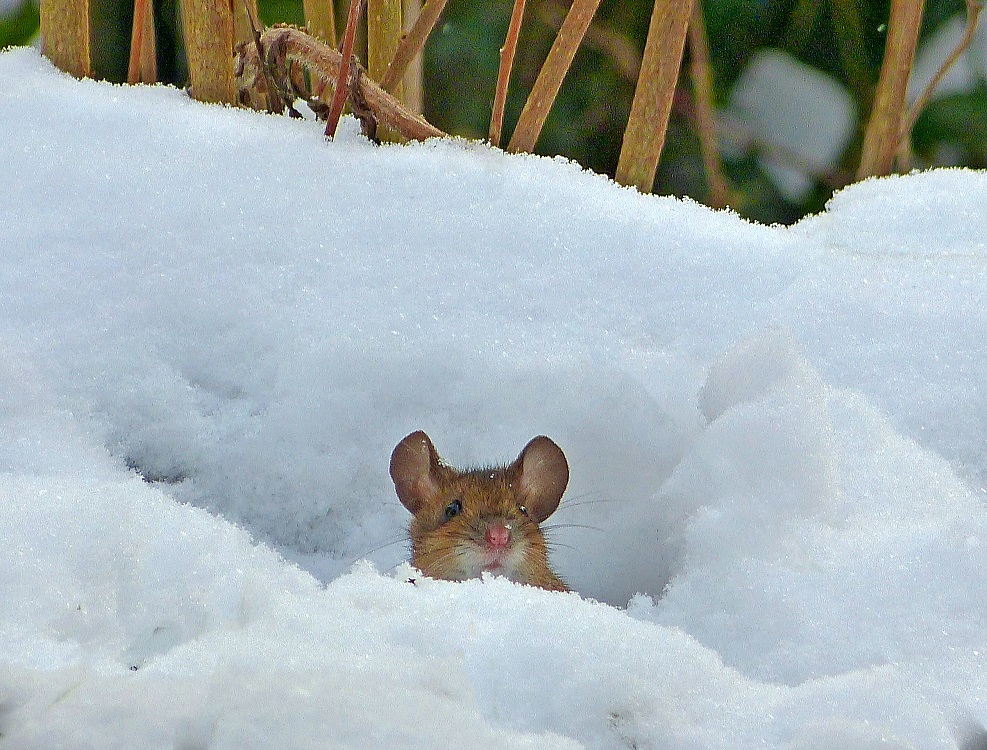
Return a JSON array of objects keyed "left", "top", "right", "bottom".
[
  {"left": 40, "top": 0, "right": 92, "bottom": 77},
  {"left": 489, "top": 0, "right": 527, "bottom": 147},
  {"left": 901, "top": 0, "right": 984, "bottom": 139},
  {"left": 303, "top": 0, "right": 337, "bottom": 45},
  {"left": 326, "top": 0, "right": 367, "bottom": 138},
  {"left": 856, "top": 0, "right": 924, "bottom": 178},
  {"left": 128, "top": 0, "right": 157, "bottom": 83},
  {"left": 181, "top": 0, "right": 237, "bottom": 103},
  {"left": 615, "top": 0, "right": 695, "bottom": 192},
  {"left": 687, "top": 1, "right": 728, "bottom": 208},
  {"left": 236, "top": 25, "right": 446, "bottom": 141},
  {"left": 536, "top": 0, "right": 641, "bottom": 83},
  {"left": 380, "top": 0, "right": 450, "bottom": 93},
  {"left": 507, "top": 0, "right": 602, "bottom": 153}
]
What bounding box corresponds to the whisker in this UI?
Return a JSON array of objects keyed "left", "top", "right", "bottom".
[
  {"left": 557, "top": 496, "right": 617, "bottom": 511},
  {"left": 542, "top": 522, "right": 604, "bottom": 533}
]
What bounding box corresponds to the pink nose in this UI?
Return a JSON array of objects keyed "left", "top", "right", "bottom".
[{"left": 485, "top": 523, "right": 511, "bottom": 550}]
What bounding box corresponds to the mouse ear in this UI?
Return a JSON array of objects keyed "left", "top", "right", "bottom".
[
  {"left": 390, "top": 431, "right": 443, "bottom": 514},
  {"left": 515, "top": 436, "right": 569, "bottom": 522}
]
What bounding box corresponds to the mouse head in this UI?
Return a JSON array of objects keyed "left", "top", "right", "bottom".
[
  {"left": 389, "top": 431, "right": 568, "bottom": 521},
  {"left": 389, "top": 431, "right": 570, "bottom": 588}
]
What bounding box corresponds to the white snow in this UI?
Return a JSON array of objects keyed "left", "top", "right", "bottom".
[{"left": 1, "top": 46, "right": 987, "bottom": 749}]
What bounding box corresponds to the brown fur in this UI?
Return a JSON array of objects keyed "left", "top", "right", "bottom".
[{"left": 390, "top": 431, "right": 569, "bottom": 591}]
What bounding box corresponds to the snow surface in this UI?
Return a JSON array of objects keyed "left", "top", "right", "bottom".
[{"left": 2, "top": 47, "right": 987, "bottom": 749}]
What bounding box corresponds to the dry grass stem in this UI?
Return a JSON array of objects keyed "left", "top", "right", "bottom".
[
  {"left": 856, "top": 0, "right": 924, "bottom": 178},
  {"left": 236, "top": 25, "right": 446, "bottom": 141},
  {"left": 400, "top": 0, "right": 424, "bottom": 112},
  {"left": 326, "top": 0, "right": 367, "bottom": 137},
  {"left": 302, "top": 0, "right": 337, "bottom": 45},
  {"left": 901, "top": 0, "right": 984, "bottom": 138},
  {"left": 128, "top": 0, "right": 157, "bottom": 83},
  {"left": 489, "top": 0, "right": 527, "bottom": 147},
  {"left": 380, "top": 0, "right": 449, "bottom": 93},
  {"left": 616, "top": 0, "right": 695, "bottom": 192},
  {"left": 537, "top": 0, "right": 641, "bottom": 83},
  {"left": 687, "top": 1, "right": 728, "bottom": 208},
  {"left": 40, "top": 0, "right": 92, "bottom": 77},
  {"left": 181, "top": 0, "right": 236, "bottom": 103},
  {"left": 507, "top": 0, "right": 602, "bottom": 153}
]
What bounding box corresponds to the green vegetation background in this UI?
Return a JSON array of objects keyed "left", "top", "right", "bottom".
[{"left": 3, "top": 0, "right": 983, "bottom": 223}]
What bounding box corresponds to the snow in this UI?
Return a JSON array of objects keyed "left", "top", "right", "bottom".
[{"left": 1, "top": 46, "right": 987, "bottom": 749}]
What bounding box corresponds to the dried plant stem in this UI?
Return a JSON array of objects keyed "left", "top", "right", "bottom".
[
  {"left": 380, "top": 0, "right": 449, "bottom": 93},
  {"left": 369, "top": 0, "right": 404, "bottom": 135},
  {"left": 687, "top": 1, "right": 727, "bottom": 208},
  {"left": 507, "top": 0, "right": 602, "bottom": 153},
  {"left": 616, "top": 0, "right": 695, "bottom": 192},
  {"left": 536, "top": 0, "right": 641, "bottom": 83},
  {"left": 128, "top": 0, "right": 157, "bottom": 83},
  {"left": 901, "top": 0, "right": 984, "bottom": 138},
  {"left": 233, "top": 0, "right": 261, "bottom": 46},
  {"left": 400, "top": 0, "right": 424, "bottom": 112},
  {"left": 303, "top": 0, "right": 337, "bottom": 45},
  {"left": 40, "top": 0, "right": 92, "bottom": 77},
  {"left": 181, "top": 0, "right": 236, "bottom": 103},
  {"left": 238, "top": 26, "right": 445, "bottom": 139},
  {"left": 856, "top": 0, "right": 924, "bottom": 179},
  {"left": 326, "top": 0, "right": 367, "bottom": 138},
  {"left": 489, "top": 0, "right": 527, "bottom": 147}
]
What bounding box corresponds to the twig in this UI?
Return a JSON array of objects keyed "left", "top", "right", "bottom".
[
  {"left": 901, "top": 0, "right": 984, "bottom": 138},
  {"left": 489, "top": 0, "right": 527, "bottom": 147},
  {"left": 326, "top": 0, "right": 367, "bottom": 138},
  {"left": 236, "top": 25, "right": 446, "bottom": 141},
  {"left": 507, "top": 0, "right": 602, "bottom": 153},
  {"left": 380, "top": 0, "right": 450, "bottom": 93},
  {"left": 615, "top": 0, "right": 695, "bottom": 192},
  {"left": 856, "top": 0, "right": 924, "bottom": 178},
  {"left": 687, "top": 1, "right": 728, "bottom": 208}
]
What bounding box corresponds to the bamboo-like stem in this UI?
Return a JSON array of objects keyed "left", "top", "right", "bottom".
[
  {"left": 507, "top": 0, "right": 602, "bottom": 153},
  {"left": 687, "top": 0, "right": 727, "bottom": 208},
  {"left": 379, "top": 0, "right": 449, "bottom": 93},
  {"left": 615, "top": 0, "right": 696, "bottom": 192},
  {"left": 369, "top": 0, "right": 402, "bottom": 92},
  {"left": 537, "top": 0, "right": 640, "bottom": 83},
  {"left": 856, "top": 0, "right": 924, "bottom": 178},
  {"left": 180, "top": 0, "right": 236, "bottom": 103},
  {"left": 40, "top": 0, "right": 92, "bottom": 77},
  {"left": 326, "top": 0, "right": 367, "bottom": 138},
  {"left": 901, "top": 0, "right": 984, "bottom": 138},
  {"left": 369, "top": 0, "right": 403, "bottom": 139},
  {"left": 489, "top": 0, "right": 527, "bottom": 147},
  {"left": 400, "top": 0, "right": 424, "bottom": 112},
  {"left": 303, "top": 0, "right": 337, "bottom": 45},
  {"left": 236, "top": 25, "right": 445, "bottom": 140},
  {"left": 234, "top": 0, "right": 261, "bottom": 46},
  {"left": 128, "top": 0, "right": 157, "bottom": 83}
]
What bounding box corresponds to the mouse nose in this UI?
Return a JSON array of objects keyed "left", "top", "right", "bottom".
[{"left": 485, "top": 522, "right": 511, "bottom": 550}]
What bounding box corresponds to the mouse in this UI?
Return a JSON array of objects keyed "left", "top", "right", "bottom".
[{"left": 389, "top": 430, "right": 570, "bottom": 591}]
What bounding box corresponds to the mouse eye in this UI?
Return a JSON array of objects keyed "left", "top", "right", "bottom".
[
  {"left": 518, "top": 504, "right": 529, "bottom": 517},
  {"left": 443, "top": 499, "right": 463, "bottom": 522}
]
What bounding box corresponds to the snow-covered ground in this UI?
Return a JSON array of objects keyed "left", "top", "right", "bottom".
[{"left": 2, "top": 46, "right": 987, "bottom": 748}]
